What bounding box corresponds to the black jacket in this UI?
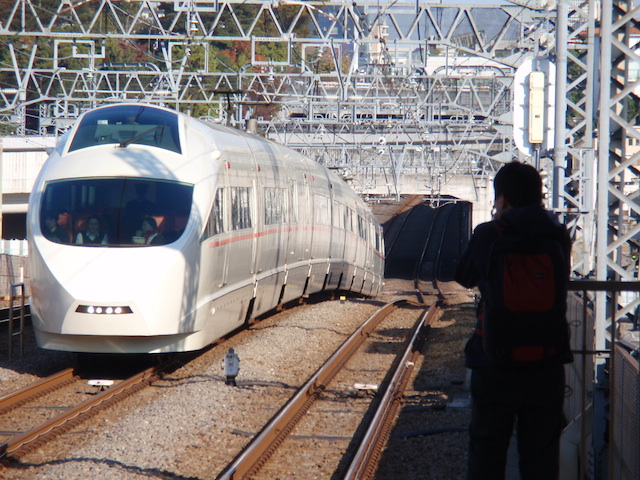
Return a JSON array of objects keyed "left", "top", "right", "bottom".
[{"left": 454, "top": 205, "right": 572, "bottom": 368}]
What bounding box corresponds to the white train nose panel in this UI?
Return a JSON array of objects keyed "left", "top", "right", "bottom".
[
  {"left": 35, "top": 242, "right": 191, "bottom": 337},
  {"left": 62, "top": 302, "right": 148, "bottom": 335}
]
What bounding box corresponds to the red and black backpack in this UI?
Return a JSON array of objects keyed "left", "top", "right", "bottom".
[{"left": 481, "top": 220, "right": 570, "bottom": 366}]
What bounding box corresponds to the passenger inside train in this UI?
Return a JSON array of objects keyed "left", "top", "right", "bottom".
[
  {"left": 42, "top": 212, "right": 70, "bottom": 244},
  {"left": 40, "top": 178, "right": 192, "bottom": 247},
  {"left": 132, "top": 217, "right": 166, "bottom": 246},
  {"left": 75, "top": 216, "right": 108, "bottom": 245}
]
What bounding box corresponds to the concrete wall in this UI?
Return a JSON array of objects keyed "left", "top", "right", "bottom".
[
  {"left": 0, "top": 136, "right": 56, "bottom": 214},
  {"left": 360, "top": 171, "right": 494, "bottom": 229}
]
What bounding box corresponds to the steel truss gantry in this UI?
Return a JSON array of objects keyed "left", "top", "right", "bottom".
[
  {"left": 0, "top": 0, "right": 556, "bottom": 196},
  {"left": 0, "top": 3, "right": 632, "bottom": 295}
]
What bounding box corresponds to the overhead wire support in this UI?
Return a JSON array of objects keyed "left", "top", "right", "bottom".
[{"left": 0, "top": 0, "right": 552, "bottom": 195}]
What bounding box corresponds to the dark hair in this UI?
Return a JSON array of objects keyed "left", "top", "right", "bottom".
[
  {"left": 142, "top": 217, "right": 157, "bottom": 230},
  {"left": 493, "top": 161, "right": 542, "bottom": 208}
]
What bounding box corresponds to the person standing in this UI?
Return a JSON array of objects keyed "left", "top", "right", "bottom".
[{"left": 454, "top": 161, "right": 573, "bottom": 480}]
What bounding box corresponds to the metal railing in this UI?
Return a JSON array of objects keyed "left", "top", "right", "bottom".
[
  {"left": 566, "top": 280, "right": 640, "bottom": 480},
  {"left": 7, "top": 282, "right": 26, "bottom": 359}
]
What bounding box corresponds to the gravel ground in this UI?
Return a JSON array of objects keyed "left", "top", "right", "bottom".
[{"left": 0, "top": 284, "right": 477, "bottom": 480}]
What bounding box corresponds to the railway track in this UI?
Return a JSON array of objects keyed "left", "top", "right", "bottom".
[
  {"left": 344, "top": 301, "right": 440, "bottom": 479},
  {"left": 0, "top": 364, "right": 165, "bottom": 459},
  {"left": 0, "top": 288, "right": 474, "bottom": 479},
  {"left": 217, "top": 297, "right": 441, "bottom": 479},
  {"left": 0, "top": 198, "right": 470, "bottom": 479}
]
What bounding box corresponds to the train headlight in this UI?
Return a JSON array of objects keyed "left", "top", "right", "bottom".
[{"left": 76, "top": 305, "right": 133, "bottom": 315}]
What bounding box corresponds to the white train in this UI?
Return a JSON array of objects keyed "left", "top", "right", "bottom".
[{"left": 27, "top": 104, "right": 385, "bottom": 354}]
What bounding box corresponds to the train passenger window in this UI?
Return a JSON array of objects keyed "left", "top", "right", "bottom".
[
  {"left": 231, "top": 187, "right": 252, "bottom": 230},
  {"left": 345, "top": 208, "right": 354, "bottom": 233},
  {"left": 39, "top": 177, "right": 193, "bottom": 247},
  {"left": 203, "top": 188, "right": 225, "bottom": 240},
  {"left": 68, "top": 105, "right": 181, "bottom": 154},
  {"left": 357, "top": 215, "right": 367, "bottom": 241},
  {"left": 314, "top": 194, "right": 330, "bottom": 225},
  {"left": 264, "top": 188, "right": 287, "bottom": 225}
]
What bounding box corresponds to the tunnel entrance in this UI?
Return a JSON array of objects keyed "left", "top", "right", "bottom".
[{"left": 383, "top": 198, "right": 472, "bottom": 281}]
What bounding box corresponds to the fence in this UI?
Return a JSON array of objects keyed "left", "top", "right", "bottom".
[
  {"left": 565, "top": 281, "right": 640, "bottom": 480},
  {"left": 0, "top": 240, "right": 28, "bottom": 257}
]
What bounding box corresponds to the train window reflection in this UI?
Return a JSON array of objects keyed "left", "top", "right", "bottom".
[
  {"left": 345, "top": 208, "right": 354, "bottom": 233},
  {"left": 68, "top": 105, "right": 181, "bottom": 154},
  {"left": 202, "top": 188, "right": 225, "bottom": 241},
  {"left": 264, "top": 187, "right": 287, "bottom": 225},
  {"left": 314, "top": 194, "right": 330, "bottom": 225},
  {"left": 357, "top": 215, "right": 367, "bottom": 240},
  {"left": 231, "top": 187, "right": 252, "bottom": 230},
  {"left": 40, "top": 178, "right": 193, "bottom": 247}
]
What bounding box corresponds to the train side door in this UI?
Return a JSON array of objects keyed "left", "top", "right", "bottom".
[
  {"left": 285, "top": 179, "right": 302, "bottom": 266},
  {"left": 292, "top": 172, "right": 313, "bottom": 267},
  {"left": 283, "top": 154, "right": 314, "bottom": 271},
  {"left": 330, "top": 200, "right": 347, "bottom": 281},
  {"left": 329, "top": 178, "right": 349, "bottom": 270},
  {"left": 344, "top": 205, "right": 358, "bottom": 284},
  {"left": 302, "top": 175, "right": 314, "bottom": 264},
  {"left": 354, "top": 209, "right": 369, "bottom": 292}
]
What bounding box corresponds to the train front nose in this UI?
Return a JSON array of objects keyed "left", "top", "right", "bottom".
[{"left": 31, "top": 244, "right": 195, "bottom": 352}]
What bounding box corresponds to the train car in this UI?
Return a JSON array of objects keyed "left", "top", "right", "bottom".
[{"left": 27, "top": 103, "right": 385, "bottom": 354}]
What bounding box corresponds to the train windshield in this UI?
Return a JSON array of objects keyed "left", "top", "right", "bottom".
[
  {"left": 68, "top": 105, "right": 181, "bottom": 154},
  {"left": 40, "top": 178, "right": 193, "bottom": 247}
]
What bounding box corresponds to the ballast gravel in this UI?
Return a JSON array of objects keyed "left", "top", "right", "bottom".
[{"left": 0, "top": 286, "right": 476, "bottom": 480}]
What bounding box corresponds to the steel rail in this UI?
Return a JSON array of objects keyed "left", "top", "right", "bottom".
[
  {"left": 215, "top": 299, "right": 405, "bottom": 480},
  {"left": 414, "top": 279, "right": 428, "bottom": 305},
  {"left": 343, "top": 301, "right": 441, "bottom": 480},
  {"left": 0, "top": 368, "right": 76, "bottom": 413},
  {"left": 0, "top": 366, "right": 161, "bottom": 458}
]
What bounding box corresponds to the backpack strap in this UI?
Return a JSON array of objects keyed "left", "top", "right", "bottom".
[
  {"left": 491, "top": 218, "right": 528, "bottom": 240},
  {"left": 490, "top": 219, "right": 506, "bottom": 236}
]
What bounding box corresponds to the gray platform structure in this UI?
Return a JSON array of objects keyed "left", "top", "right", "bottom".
[{"left": 0, "top": 0, "right": 639, "bottom": 478}]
